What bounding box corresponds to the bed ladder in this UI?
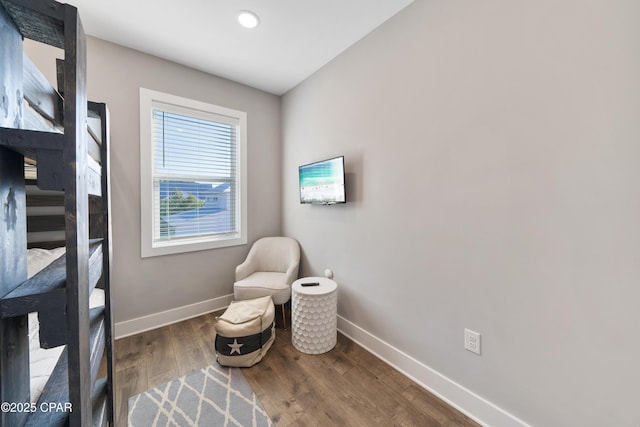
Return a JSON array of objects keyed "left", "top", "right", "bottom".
[{"left": 0, "top": 1, "right": 114, "bottom": 426}]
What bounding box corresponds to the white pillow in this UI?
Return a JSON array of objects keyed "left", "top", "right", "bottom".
[{"left": 25, "top": 246, "right": 105, "bottom": 404}]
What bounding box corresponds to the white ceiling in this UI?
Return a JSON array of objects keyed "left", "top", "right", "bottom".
[{"left": 64, "top": 0, "right": 414, "bottom": 95}]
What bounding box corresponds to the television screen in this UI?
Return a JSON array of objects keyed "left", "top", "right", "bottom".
[{"left": 299, "top": 156, "right": 346, "bottom": 204}]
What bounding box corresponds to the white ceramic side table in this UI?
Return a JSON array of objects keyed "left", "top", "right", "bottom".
[{"left": 291, "top": 277, "right": 337, "bottom": 354}]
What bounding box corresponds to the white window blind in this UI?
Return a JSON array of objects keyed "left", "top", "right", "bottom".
[{"left": 140, "top": 88, "right": 247, "bottom": 257}]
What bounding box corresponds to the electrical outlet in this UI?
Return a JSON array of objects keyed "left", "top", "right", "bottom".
[{"left": 464, "top": 328, "right": 481, "bottom": 355}]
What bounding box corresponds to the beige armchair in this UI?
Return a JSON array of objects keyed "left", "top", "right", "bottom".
[{"left": 233, "top": 237, "right": 300, "bottom": 329}]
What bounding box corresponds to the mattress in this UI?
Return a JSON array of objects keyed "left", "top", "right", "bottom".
[{"left": 27, "top": 248, "right": 105, "bottom": 403}]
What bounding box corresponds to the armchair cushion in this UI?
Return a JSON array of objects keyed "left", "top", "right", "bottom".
[{"left": 234, "top": 272, "right": 290, "bottom": 305}]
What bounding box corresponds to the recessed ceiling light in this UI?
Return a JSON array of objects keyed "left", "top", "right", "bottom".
[{"left": 237, "top": 11, "right": 260, "bottom": 29}]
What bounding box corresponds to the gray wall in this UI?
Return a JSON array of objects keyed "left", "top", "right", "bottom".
[
  {"left": 281, "top": 1, "right": 640, "bottom": 426},
  {"left": 25, "top": 37, "right": 282, "bottom": 324}
]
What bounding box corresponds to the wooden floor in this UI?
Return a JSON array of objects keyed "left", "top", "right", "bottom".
[{"left": 110, "top": 311, "right": 479, "bottom": 427}]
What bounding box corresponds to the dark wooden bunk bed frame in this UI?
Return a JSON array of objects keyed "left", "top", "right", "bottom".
[{"left": 0, "top": 1, "right": 114, "bottom": 426}]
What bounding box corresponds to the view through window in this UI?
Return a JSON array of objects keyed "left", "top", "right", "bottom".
[{"left": 140, "top": 88, "right": 247, "bottom": 257}]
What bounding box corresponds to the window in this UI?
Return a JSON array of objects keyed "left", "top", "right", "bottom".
[{"left": 140, "top": 88, "right": 247, "bottom": 257}]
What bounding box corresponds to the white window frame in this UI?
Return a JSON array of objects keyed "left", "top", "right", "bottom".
[{"left": 140, "top": 88, "right": 247, "bottom": 257}]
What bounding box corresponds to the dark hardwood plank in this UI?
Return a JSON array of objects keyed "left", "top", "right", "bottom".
[
  {"left": 169, "top": 319, "right": 209, "bottom": 376},
  {"left": 114, "top": 333, "right": 146, "bottom": 371},
  {"left": 244, "top": 330, "right": 316, "bottom": 425},
  {"left": 254, "top": 329, "right": 478, "bottom": 426},
  {"left": 401, "top": 383, "right": 477, "bottom": 426},
  {"left": 114, "top": 363, "right": 146, "bottom": 427},
  {"left": 143, "top": 327, "right": 178, "bottom": 389},
  {"left": 187, "top": 312, "right": 218, "bottom": 365}
]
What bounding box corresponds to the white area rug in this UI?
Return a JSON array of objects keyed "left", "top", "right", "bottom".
[{"left": 128, "top": 364, "right": 273, "bottom": 427}]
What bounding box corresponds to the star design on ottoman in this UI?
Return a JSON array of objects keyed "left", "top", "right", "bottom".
[
  {"left": 214, "top": 321, "right": 275, "bottom": 357},
  {"left": 228, "top": 339, "right": 244, "bottom": 355}
]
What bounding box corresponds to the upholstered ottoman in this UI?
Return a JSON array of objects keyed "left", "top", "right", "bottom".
[{"left": 214, "top": 295, "right": 276, "bottom": 367}]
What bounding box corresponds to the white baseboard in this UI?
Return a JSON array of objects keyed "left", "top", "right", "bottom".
[
  {"left": 114, "top": 294, "right": 234, "bottom": 339},
  {"left": 337, "top": 315, "right": 531, "bottom": 427}
]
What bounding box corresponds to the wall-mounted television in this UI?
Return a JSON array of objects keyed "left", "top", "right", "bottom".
[{"left": 299, "top": 156, "right": 346, "bottom": 205}]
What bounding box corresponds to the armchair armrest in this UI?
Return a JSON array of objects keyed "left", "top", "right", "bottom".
[
  {"left": 284, "top": 262, "right": 300, "bottom": 285},
  {"left": 235, "top": 256, "right": 258, "bottom": 281}
]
